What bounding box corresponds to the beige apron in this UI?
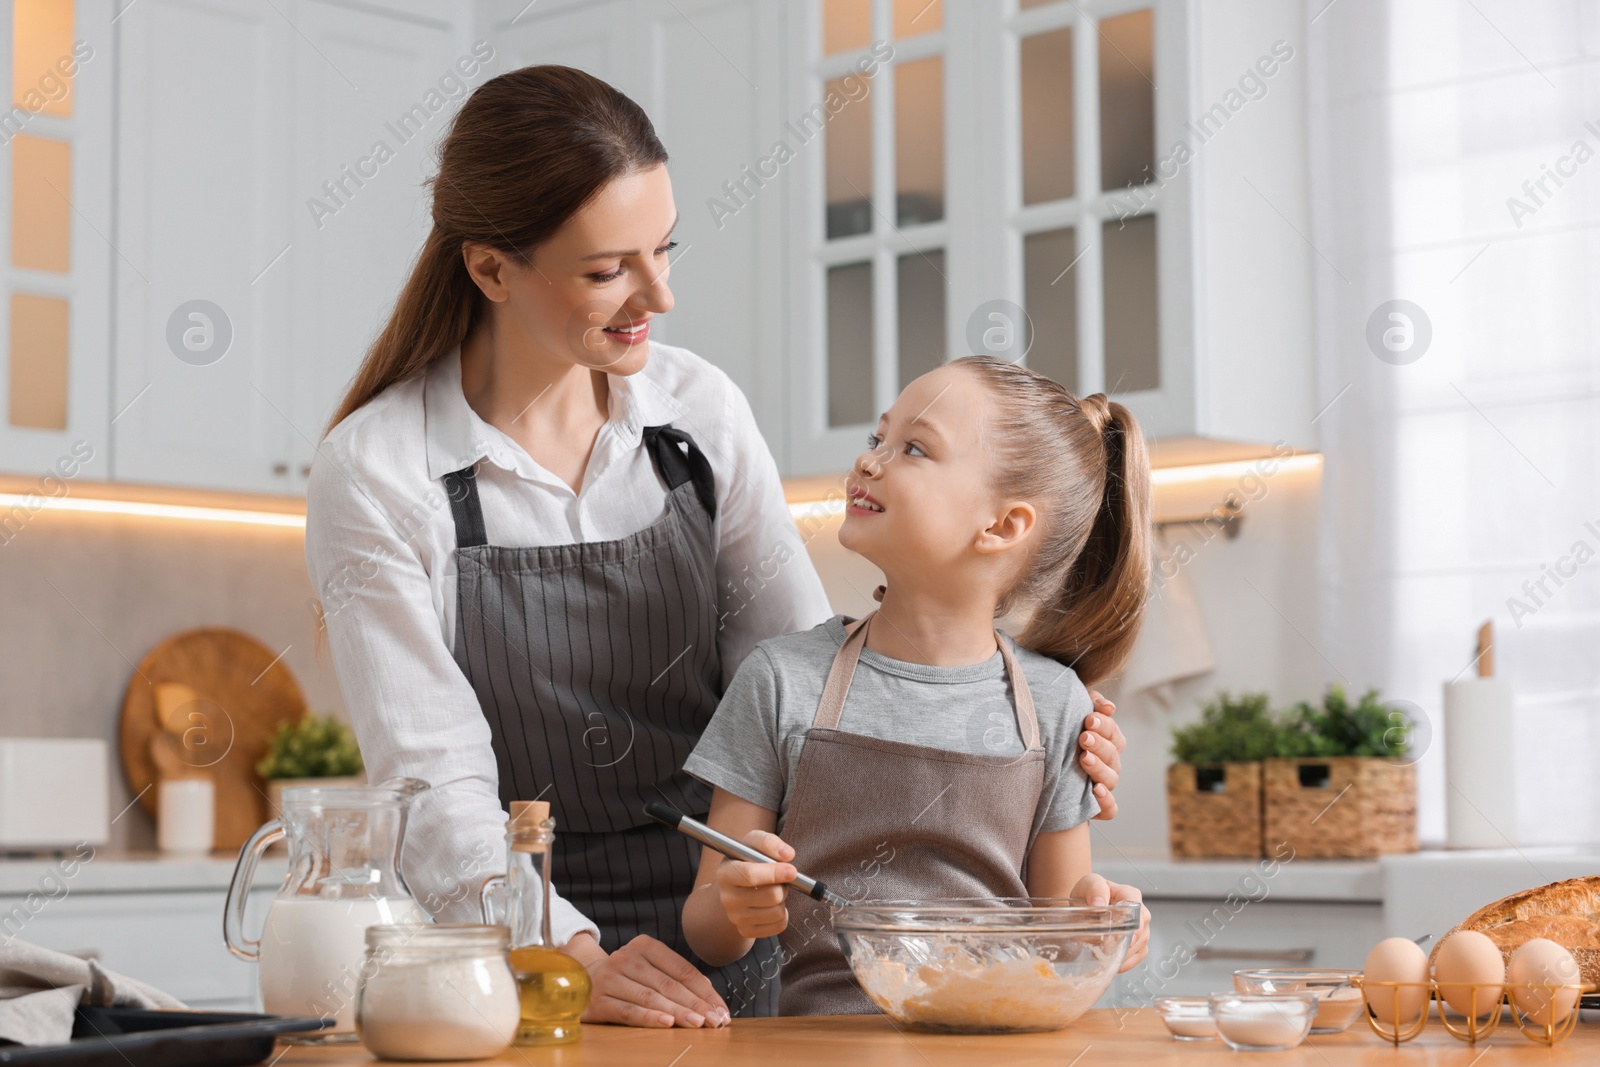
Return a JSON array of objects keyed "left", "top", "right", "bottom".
[{"left": 775, "top": 612, "right": 1049, "bottom": 1016}]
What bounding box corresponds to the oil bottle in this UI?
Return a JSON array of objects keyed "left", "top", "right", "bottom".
[{"left": 483, "top": 800, "right": 592, "bottom": 1045}]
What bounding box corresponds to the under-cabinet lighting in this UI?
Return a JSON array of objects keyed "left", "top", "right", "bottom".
[
  {"left": 0, "top": 492, "right": 306, "bottom": 528},
  {"left": 0, "top": 453, "right": 1321, "bottom": 530},
  {"left": 1149, "top": 453, "right": 1322, "bottom": 487}
]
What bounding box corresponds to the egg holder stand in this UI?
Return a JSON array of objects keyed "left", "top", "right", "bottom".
[{"left": 1351, "top": 976, "right": 1597, "bottom": 1047}]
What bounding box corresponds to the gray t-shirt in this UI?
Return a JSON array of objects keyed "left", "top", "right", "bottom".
[{"left": 684, "top": 615, "right": 1100, "bottom": 834}]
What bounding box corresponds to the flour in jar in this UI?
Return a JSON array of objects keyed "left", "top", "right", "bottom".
[
  {"left": 258, "top": 897, "right": 429, "bottom": 1033},
  {"left": 357, "top": 956, "right": 520, "bottom": 1061},
  {"left": 859, "top": 955, "right": 1108, "bottom": 1032}
]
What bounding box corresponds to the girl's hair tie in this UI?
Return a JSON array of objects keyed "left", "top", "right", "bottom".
[{"left": 1077, "top": 393, "right": 1113, "bottom": 437}]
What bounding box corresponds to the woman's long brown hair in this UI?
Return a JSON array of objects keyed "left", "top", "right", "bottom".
[
  {"left": 323, "top": 65, "right": 668, "bottom": 437},
  {"left": 958, "top": 356, "right": 1153, "bottom": 687}
]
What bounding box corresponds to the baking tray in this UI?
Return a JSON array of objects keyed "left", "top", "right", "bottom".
[{"left": 0, "top": 1008, "right": 332, "bottom": 1066}]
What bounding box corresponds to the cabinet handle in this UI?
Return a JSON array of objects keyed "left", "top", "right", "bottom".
[
  {"left": 272, "top": 462, "right": 289, "bottom": 476},
  {"left": 1193, "top": 947, "right": 1315, "bottom": 964},
  {"left": 299, "top": 464, "right": 311, "bottom": 478}
]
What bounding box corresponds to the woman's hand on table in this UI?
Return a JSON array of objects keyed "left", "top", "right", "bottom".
[
  {"left": 1080, "top": 691, "right": 1125, "bottom": 820},
  {"left": 1071, "top": 873, "right": 1149, "bottom": 973},
  {"left": 563, "top": 931, "right": 731, "bottom": 1029}
]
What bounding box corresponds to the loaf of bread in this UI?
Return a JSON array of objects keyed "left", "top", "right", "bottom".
[{"left": 1430, "top": 876, "right": 1600, "bottom": 987}]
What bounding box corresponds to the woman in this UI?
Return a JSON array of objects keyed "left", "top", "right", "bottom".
[{"left": 305, "top": 65, "right": 1132, "bottom": 1028}]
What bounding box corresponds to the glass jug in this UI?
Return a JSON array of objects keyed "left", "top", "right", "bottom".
[{"left": 224, "top": 777, "right": 431, "bottom": 1043}]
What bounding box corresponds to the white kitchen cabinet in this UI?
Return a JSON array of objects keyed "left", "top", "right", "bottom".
[
  {"left": 780, "top": 0, "right": 1319, "bottom": 475},
  {"left": 0, "top": 1, "right": 113, "bottom": 480},
  {"left": 285, "top": 2, "right": 484, "bottom": 476},
  {"left": 113, "top": 0, "right": 474, "bottom": 495},
  {"left": 111, "top": 0, "right": 297, "bottom": 494},
  {"left": 782, "top": 0, "right": 1207, "bottom": 475},
  {"left": 88, "top": 0, "right": 1314, "bottom": 494},
  {"left": 1102, "top": 898, "right": 1385, "bottom": 1005},
  {"left": 478, "top": 0, "right": 789, "bottom": 462},
  {"left": 6, "top": 887, "right": 272, "bottom": 1010}
]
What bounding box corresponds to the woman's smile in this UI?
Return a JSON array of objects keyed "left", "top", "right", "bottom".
[{"left": 601, "top": 317, "right": 652, "bottom": 345}]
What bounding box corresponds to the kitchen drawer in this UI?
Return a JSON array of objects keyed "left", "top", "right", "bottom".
[
  {"left": 0, "top": 887, "right": 273, "bottom": 1010},
  {"left": 1100, "top": 899, "right": 1385, "bottom": 1007}
]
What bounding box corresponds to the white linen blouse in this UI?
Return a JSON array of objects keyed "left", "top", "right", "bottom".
[{"left": 304, "top": 342, "right": 833, "bottom": 946}]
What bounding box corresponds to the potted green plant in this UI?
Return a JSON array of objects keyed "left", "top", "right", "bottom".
[
  {"left": 256, "top": 713, "right": 366, "bottom": 816},
  {"left": 1166, "top": 692, "right": 1278, "bottom": 858},
  {"left": 1263, "top": 685, "right": 1417, "bottom": 858}
]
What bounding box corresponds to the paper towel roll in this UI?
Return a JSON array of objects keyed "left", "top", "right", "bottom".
[{"left": 1444, "top": 678, "right": 1517, "bottom": 849}]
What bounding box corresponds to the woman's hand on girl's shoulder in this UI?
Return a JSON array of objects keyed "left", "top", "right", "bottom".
[{"left": 1079, "top": 690, "right": 1125, "bottom": 820}]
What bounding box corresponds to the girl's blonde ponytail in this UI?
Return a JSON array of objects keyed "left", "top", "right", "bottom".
[
  {"left": 955, "top": 357, "right": 1152, "bottom": 687},
  {"left": 1016, "top": 396, "right": 1151, "bottom": 686}
]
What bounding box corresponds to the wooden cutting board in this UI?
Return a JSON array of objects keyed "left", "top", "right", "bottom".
[{"left": 119, "top": 627, "right": 308, "bottom": 851}]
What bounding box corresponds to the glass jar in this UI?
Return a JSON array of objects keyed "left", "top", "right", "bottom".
[{"left": 355, "top": 924, "right": 519, "bottom": 1062}]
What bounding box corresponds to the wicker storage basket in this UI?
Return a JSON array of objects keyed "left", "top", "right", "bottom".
[
  {"left": 1263, "top": 757, "right": 1417, "bottom": 858},
  {"left": 1166, "top": 762, "right": 1264, "bottom": 859}
]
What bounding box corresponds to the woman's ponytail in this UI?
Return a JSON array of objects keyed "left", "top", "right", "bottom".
[
  {"left": 326, "top": 226, "right": 479, "bottom": 433},
  {"left": 954, "top": 357, "right": 1152, "bottom": 687}
]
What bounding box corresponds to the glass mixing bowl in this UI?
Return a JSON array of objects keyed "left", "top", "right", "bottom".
[{"left": 834, "top": 898, "right": 1142, "bottom": 1034}]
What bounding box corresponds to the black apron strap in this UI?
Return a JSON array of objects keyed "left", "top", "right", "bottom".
[
  {"left": 443, "top": 464, "right": 488, "bottom": 549},
  {"left": 642, "top": 424, "right": 718, "bottom": 522}
]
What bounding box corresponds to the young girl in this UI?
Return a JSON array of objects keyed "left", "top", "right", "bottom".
[{"left": 680, "top": 356, "right": 1153, "bottom": 1016}]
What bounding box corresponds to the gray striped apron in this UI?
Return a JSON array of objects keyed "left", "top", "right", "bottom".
[
  {"left": 444, "top": 424, "right": 779, "bottom": 1017},
  {"left": 776, "top": 611, "right": 1048, "bottom": 1015}
]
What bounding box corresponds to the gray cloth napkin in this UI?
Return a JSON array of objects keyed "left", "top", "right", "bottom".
[{"left": 0, "top": 938, "right": 187, "bottom": 1047}]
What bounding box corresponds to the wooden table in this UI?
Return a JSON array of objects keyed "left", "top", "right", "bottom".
[{"left": 274, "top": 1008, "right": 1600, "bottom": 1065}]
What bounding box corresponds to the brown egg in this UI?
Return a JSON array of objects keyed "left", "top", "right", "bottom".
[
  {"left": 1433, "top": 930, "right": 1505, "bottom": 1019},
  {"left": 1363, "top": 938, "right": 1429, "bottom": 1024},
  {"left": 1507, "top": 938, "right": 1581, "bottom": 1027}
]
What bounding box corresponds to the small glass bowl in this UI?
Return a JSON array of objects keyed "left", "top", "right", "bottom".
[
  {"left": 1232, "top": 968, "right": 1364, "bottom": 1034},
  {"left": 1154, "top": 996, "right": 1215, "bottom": 1040},
  {"left": 1208, "top": 992, "right": 1317, "bottom": 1051}
]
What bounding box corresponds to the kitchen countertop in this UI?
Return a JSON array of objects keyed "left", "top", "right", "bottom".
[
  {"left": 1383, "top": 847, "right": 1600, "bottom": 940},
  {"left": 1092, "top": 848, "right": 1382, "bottom": 902},
  {"left": 272, "top": 1009, "right": 1600, "bottom": 1065},
  {"left": 0, "top": 850, "right": 284, "bottom": 894}
]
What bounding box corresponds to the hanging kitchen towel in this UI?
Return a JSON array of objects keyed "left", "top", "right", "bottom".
[
  {"left": 1118, "top": 528, "right": 1215, "bottom": 707},
  {"left": 1488, "top": 611, "right": 1600, "bottom": 846},
  {"left": 0, "top": 937, "right": 186, "bottom": 1047}
]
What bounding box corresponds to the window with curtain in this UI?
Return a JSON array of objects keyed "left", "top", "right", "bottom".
[{"left": 1310, "top": 0, "right": 1600, "bottom": 846}]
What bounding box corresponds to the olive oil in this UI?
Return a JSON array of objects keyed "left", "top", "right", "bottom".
[
  {"left": 485, "top": 800, "right": 595, "bottom": 1046},
  {"left": 509, "top": 944, "right": 592, "bottom": 1045}
]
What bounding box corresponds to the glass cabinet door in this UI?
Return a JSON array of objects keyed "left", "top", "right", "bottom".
[
  {"left": 794, "top": 0, "right": 951, "bottom": 471},
  {"left": 788, "top": 0, "right": 1188, "bottom": 474},
  {"left": 1012, "top": 1, "right": 1162, "bottom": 398},
  {"left": 0, "top": 0, "right": 110, "bottom": 478}
]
